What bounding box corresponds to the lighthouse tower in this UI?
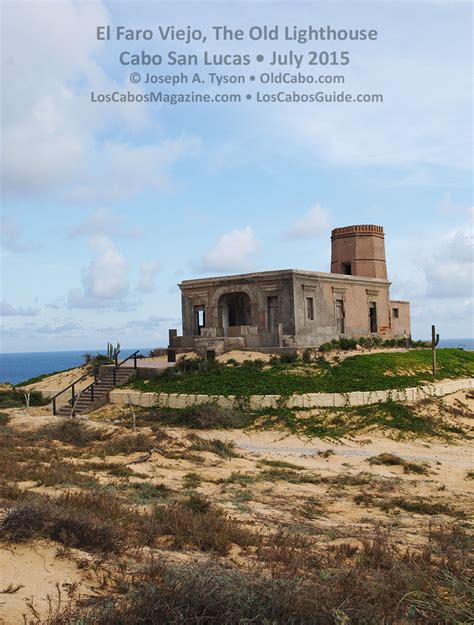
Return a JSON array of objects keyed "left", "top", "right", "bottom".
[{"left": 330, "top": 224, "right": 388, "bottom": 280}]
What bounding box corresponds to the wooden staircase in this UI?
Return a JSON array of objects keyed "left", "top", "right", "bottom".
[{"left": 51, "top": 351, "right": 140, "bottom": 417}]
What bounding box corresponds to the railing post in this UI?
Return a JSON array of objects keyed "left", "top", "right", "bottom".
[
  {"left": 52, "top": 397, "right": 56, "bottom": 415},
  {"left": 134, "top": 353, "right": 137, "bottom": 369},
  {"left": 71, "top": 384, "right": 75, "bottom": 404},
  {"left": 91, "top": 385, "right": 94, "bottom": 402},
  {"left": 113, "top": 368, "right": 116, "bottom": 385},
  {"left": 114, "top": 352, "right": 119, "bottom": 367}
]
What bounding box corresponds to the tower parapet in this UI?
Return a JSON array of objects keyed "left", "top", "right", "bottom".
[{"left": 331, "top": 224, "right": 388, "bottom": 279}]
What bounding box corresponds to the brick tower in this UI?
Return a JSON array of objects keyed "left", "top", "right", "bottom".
[{"left": 330, "top": 224, "right": 388, "bottom": 279}]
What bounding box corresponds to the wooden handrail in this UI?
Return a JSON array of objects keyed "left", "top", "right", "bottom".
[
  {"left": 116, "top": 350, "right": 140, "bottom": 369},
  {"left": 51, "top": 349, "right": 141, "bottom": 415},
  {"left": 49, "top": 371, "right": 91, "bottom": 402}
]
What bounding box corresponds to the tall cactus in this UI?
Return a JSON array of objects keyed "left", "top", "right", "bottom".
[
  {"left": 106, "top": 341, "right": 121, "bottom": 360},
  {"left": 431, "top": 324, "right": 440, "bottom": 376}
]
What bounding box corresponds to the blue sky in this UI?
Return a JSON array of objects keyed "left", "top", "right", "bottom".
[{"left": 1, "top": 0, "right": 472, "bottom": 352}]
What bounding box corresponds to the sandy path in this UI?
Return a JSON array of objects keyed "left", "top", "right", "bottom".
[{"left": 0, "top": 542, "right": 91, "bottom": 625}]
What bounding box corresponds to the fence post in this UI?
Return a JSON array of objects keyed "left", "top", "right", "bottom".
[{"left": 431, "top": 324, "right": 440, "bottom": 377}]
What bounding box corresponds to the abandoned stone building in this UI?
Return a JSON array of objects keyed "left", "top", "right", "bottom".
[{"left": 168, "top": 224, "right": 411, "bottom": 355}]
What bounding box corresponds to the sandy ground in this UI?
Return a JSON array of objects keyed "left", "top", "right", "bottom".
[
  {"left": 1, "top": 388, "right": 472, "bottom": 624},
  {"left": 0, "top": 542, "right": 93, "bottom": 624},
  {"left": 21, "top": 367, "right": 94, "bottom": 402}
]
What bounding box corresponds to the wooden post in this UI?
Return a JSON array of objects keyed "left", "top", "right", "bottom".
[
  {"left": 431, "top": 324, "right": 440, "bottom": 376},
  {"left": 128, "top": 394, "right": 136, "bottom": 431},
  {"left": 24, "top": 392, "right": 30, "bottom": 415}
]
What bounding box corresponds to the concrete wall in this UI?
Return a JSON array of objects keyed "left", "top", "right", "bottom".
[
  {"left": 390, "top": 300, "right": 411, "bottom": 337},
  {"left": 110, "top": 377, "right": 474, "bottom": 410},
  {"left": 293, "top": 272, "right": 393, "bottom": 346},
  {"left": 171, "top": 260, "right": 410, "bottom": 352},
  {"left": 180, "top": 271, "right": 296, "bottom": 338}
]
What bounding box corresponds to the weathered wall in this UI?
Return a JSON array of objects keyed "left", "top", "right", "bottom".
[
  {"left": 171, "top": 268, "right": 410, "bottom": 351},
  {"left": 180, "top": 271, "right": 296, "bottom": 338},
  {"left": 390, "top": 300, "right": 411, "bottom": 337},
  {"left": 292, "top": 272, "right": 392, "bottom": 346},
  {"left": 331, "top": 224, "right": 388, "bottom": 279},
  {"left": 110, "top": 377, "right": 474, "bottom": 410}
]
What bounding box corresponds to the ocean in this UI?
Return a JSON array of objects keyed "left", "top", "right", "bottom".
[
  {"left": 0, "top": 348, "right": 154, "bottom": 385},
  {"left": 0, "top": 340, "right": 471, "bottom": 386}
]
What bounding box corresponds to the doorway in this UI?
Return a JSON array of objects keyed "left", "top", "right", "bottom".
[
  {"left": 218, "top": 292, "right": 251, "bottom": 335},
  {"left": 335, "top": 299, "right": 345, "bottom": 334},
  {"left": 369, "top": 302, "right": 377, "bottom": 333},
  {"left": 194, "top": 306, "right": 205, "bottom": 335},
  {"left": 267, "top": 296, "right": 279, "bottom": 332}
]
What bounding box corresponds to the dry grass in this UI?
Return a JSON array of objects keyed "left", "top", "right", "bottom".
[
  {"left": 0, "top": 491, "right": 127, "bottom": 552},
  {"left": 187, "top": 434, "right": 239, "bottom": 459},
  {"left": 144, "top": 494, "right": 259, "bottom": 555},
  {"left": 1, "top": 406, "right": 472, "bottom": 625},
  {"left": 355, "top": 493, "right": 464, "bottom": 517},
  {"left": 26, "top": 526, "right": 474, "bottom": 625},
  {"left": 368, "top": 452, "right": 431, "bottom": 474}
]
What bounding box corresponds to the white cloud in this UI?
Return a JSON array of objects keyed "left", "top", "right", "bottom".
[
  {"left": 254, "top": 6, "right": 471, "bottom": 173},
  {"left": 287, "top": 204, "right": 330, "bottom": 239},
  {"left": 0, "top": 302, "right": 39, "bottom": 317},
  {"left": 125, "top": 315, "right": 177, "bottom": 331},
  {"left": 200, "top": 227, "right": 260, "bottom": 273},
  {"left": 1, "top": 1, "right": 199, "bottom": 201},
  {"left": 67, "top": 236, "right": 130, "bottom": 309},
  {"left": 138, "top": 262, "right": 161, "bottom": 292},
  {"left": 71, "top": 207, "right": 143, "bottom": 239},
  {"left": 424, "top": 227, "right": 473, "bottom": 298},
  {"left": 0, "top": 217, "right": 35, "bottom": 253}
]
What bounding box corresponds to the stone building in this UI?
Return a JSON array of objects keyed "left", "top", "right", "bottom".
[{"left": 168, "top": 224, "right": 411, "bottom": 355}]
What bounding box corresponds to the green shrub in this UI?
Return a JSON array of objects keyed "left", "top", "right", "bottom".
[
  {"left": 0, "top": 390, "right": 48, "bottom": 408},
  {"left": 128, "top": 349, "right": 473, "bottom": 396}
]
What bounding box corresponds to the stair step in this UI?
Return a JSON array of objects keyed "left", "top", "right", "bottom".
[{"left": 52, "top": 362, "right": 138, "bottom": 416}]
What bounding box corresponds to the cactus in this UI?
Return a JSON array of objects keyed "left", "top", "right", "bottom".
[
  {"left": 106, "top": 341, "right": 121, "bottom": 359},
  {"left": 431, "top": 325, "right": 440, "bottom": 376}
]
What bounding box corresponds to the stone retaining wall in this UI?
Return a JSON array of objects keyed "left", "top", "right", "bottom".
[{"left": 109, "top": 378, "right": 474, "bottom": 411}]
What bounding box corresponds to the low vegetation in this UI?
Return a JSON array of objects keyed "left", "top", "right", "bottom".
[
  {"left": 124, "top": 395, "right": 469, "bottom": 442},
  {"left": 0, "top": 387, "right": 472, "bottom": 625},
  {"left": 0, "top": 388, "right": 48, "bottom": 408},
  {"left": 128, "top": 348, "right": 473, "bottom": 396},
  {"left": 23, "top": 525, "right": 474, "bottom": 625},
  {"left": 368, "top": 452, "right": 430, "bottom": 474}
]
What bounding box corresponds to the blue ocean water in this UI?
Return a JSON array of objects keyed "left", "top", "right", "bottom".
[
  {"left": 438, "top": 338, "right": 474, "bottom": 350},
  {"left": 0, "top": 348, "right": 153, "bottom": 385}
]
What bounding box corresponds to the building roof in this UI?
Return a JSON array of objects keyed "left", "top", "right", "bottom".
[{"left": 179, "top": 268, "right": 391, "bottom": 289}]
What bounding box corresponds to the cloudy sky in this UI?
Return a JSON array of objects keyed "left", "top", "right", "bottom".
[{"left": 1, "top": 0, "right": 472, "bottom": 352}]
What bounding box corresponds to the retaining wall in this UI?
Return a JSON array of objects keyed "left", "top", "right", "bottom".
[{"left": 109, "top": 378, "right": 474, "bottom": 411}]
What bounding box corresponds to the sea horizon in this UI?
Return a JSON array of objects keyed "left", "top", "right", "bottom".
[
  {"left": 0, "top": 348, "right": 155, "bottom": 385},
  {"left": 0, "top": 339, "right": 472, "bottom": 386}
]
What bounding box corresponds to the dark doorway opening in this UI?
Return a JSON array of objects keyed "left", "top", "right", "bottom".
[
  {"left": 342, "top": 262, "right": 352, "bottom": 275},
  {"left": 369, "top": 302, "right": 377, "bottom": 333},
  {"left": 194, "top": 306, "right": 205, "bottom": 335},
  {"left": 267, "top": 296, "right": 279, "bottom": 332},
  {"left": 335, "top": 299, "right": 345, "bottom": 333},
  {"left": 218, "top": 292, "right": 251, "bottom": 333}
]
